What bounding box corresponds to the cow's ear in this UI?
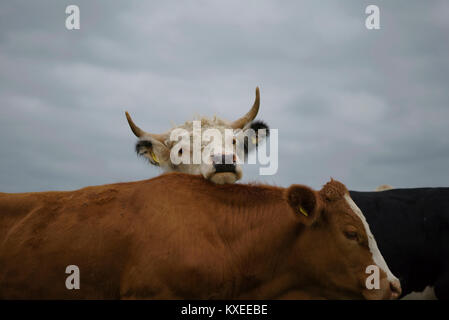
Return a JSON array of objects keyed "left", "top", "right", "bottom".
[
  {"left": 243, "top": 120, "right": 270, "bottom": 154},
  {"left": 285, "top": 185, "right": 322, "bottom": 226},
  {"left": 135, "top": 138, "right": 170, "bottom": 167}
]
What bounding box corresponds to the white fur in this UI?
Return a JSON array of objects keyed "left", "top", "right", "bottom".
[{"left": 344, "top": 194, "right": 399, "bottom": 283}]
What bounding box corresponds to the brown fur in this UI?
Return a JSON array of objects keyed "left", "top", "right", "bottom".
[
  {"left": 320, "top": 178, "right": 348, "bottom": 201},
  {"left": 0, "top": 173, "right": 396, "bottom": 299}
]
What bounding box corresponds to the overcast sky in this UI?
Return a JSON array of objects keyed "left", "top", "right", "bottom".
[{"left": 1, "top": 1, "right": 448, "bottom": 192}]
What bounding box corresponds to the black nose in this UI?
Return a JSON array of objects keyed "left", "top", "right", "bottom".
[{"left": 213, "top": 154, "right": 236, "bottom": 173}]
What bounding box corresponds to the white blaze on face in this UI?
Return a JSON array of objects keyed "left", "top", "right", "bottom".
[{"left": 344, "top": 194, "right": 398, "bottom": 282}]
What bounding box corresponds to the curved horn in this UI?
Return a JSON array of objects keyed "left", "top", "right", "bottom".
[
  {"left": 230, "top": 87, "right": 260, "bottom": 129},
  {"left": 125, "top": 111, "right": 166, "bottom": 142}
]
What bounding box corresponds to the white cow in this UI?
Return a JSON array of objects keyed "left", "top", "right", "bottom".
[{"left": 126, "top": 88, "right": 268, "bottom": 184}]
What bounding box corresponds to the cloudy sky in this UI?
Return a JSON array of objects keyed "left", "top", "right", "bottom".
[{"left": 1, "top": 1, "right": 448, "bottom": 192}]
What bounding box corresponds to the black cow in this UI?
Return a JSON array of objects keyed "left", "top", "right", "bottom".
[{"left": 350, "top": 188, "right": 449, "bottom": 299}]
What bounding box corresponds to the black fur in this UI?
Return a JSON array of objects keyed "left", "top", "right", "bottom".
[
  {"left": 250, "top": 120, "right": 270, "bottom": 136},
  {"left": 244, "top": 120, "right": 270, "bottom": 155},
  {"left": 135, "top": 140, "right": 160, "bottom": 166},
  {"left": 350, "top": 188, "right": 449, "bottom": 298},
  {"left": 135, "top": 140, "right": 153, "bottom": 155}
]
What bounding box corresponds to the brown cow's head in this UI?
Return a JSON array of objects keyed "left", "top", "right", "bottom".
[
  {"left": 125, "top": 88, "right": 268, "bottom": 184},
  {"left": 285, "top": 179, "right": 401, "bottom": 300}
]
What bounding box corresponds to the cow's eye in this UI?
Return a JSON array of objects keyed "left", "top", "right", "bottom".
[
  {"left": 344, "top": 230, "right": 359, "bottom": 241},
  {"left": 178, "top": 149, "right": 183, "bottom": 156},
  {"left": 233, "top": 138, "right": 236, "bottom": 145}
]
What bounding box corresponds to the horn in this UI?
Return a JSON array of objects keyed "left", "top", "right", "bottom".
[
  {"left": 230, "top": 87, "right": 260, "bottom": 129},
  {"left": 125, "top": 111, "right": 166, "bottom": 142}
]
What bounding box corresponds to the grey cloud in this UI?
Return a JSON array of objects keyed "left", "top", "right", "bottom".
[{"left": 0, "top": 0, "right": 448, "bottom": 192}]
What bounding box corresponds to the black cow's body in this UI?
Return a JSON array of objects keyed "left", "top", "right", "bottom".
[{"left": 350, "top": 188, "right": 449, "bottom": 299}]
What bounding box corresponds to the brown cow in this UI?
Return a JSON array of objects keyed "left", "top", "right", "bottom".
[{"left": 0, "top": 173, "right": 401, "bottom": 299}]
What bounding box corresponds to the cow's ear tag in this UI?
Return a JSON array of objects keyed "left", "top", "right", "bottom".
[
  {"left": 150, "top": 151, "right": 159, "bottom": 164},
  {"left": 299, "top": 206, "right": 308, "bottom": 217},
  {"left": 251, "top": 136, "right": 257, "bottom": 145}
]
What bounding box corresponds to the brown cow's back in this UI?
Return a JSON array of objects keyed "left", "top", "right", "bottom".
[
  {"left": 0, "top": 183, "right": 139, "bottom": 298},
  {"left": 0, "top": 173, "right": 292, "bottom": 299}
]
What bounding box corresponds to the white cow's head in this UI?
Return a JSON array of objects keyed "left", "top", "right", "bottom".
[{"left": 126, "top": 88, "right": 268, "bottom": 184}]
